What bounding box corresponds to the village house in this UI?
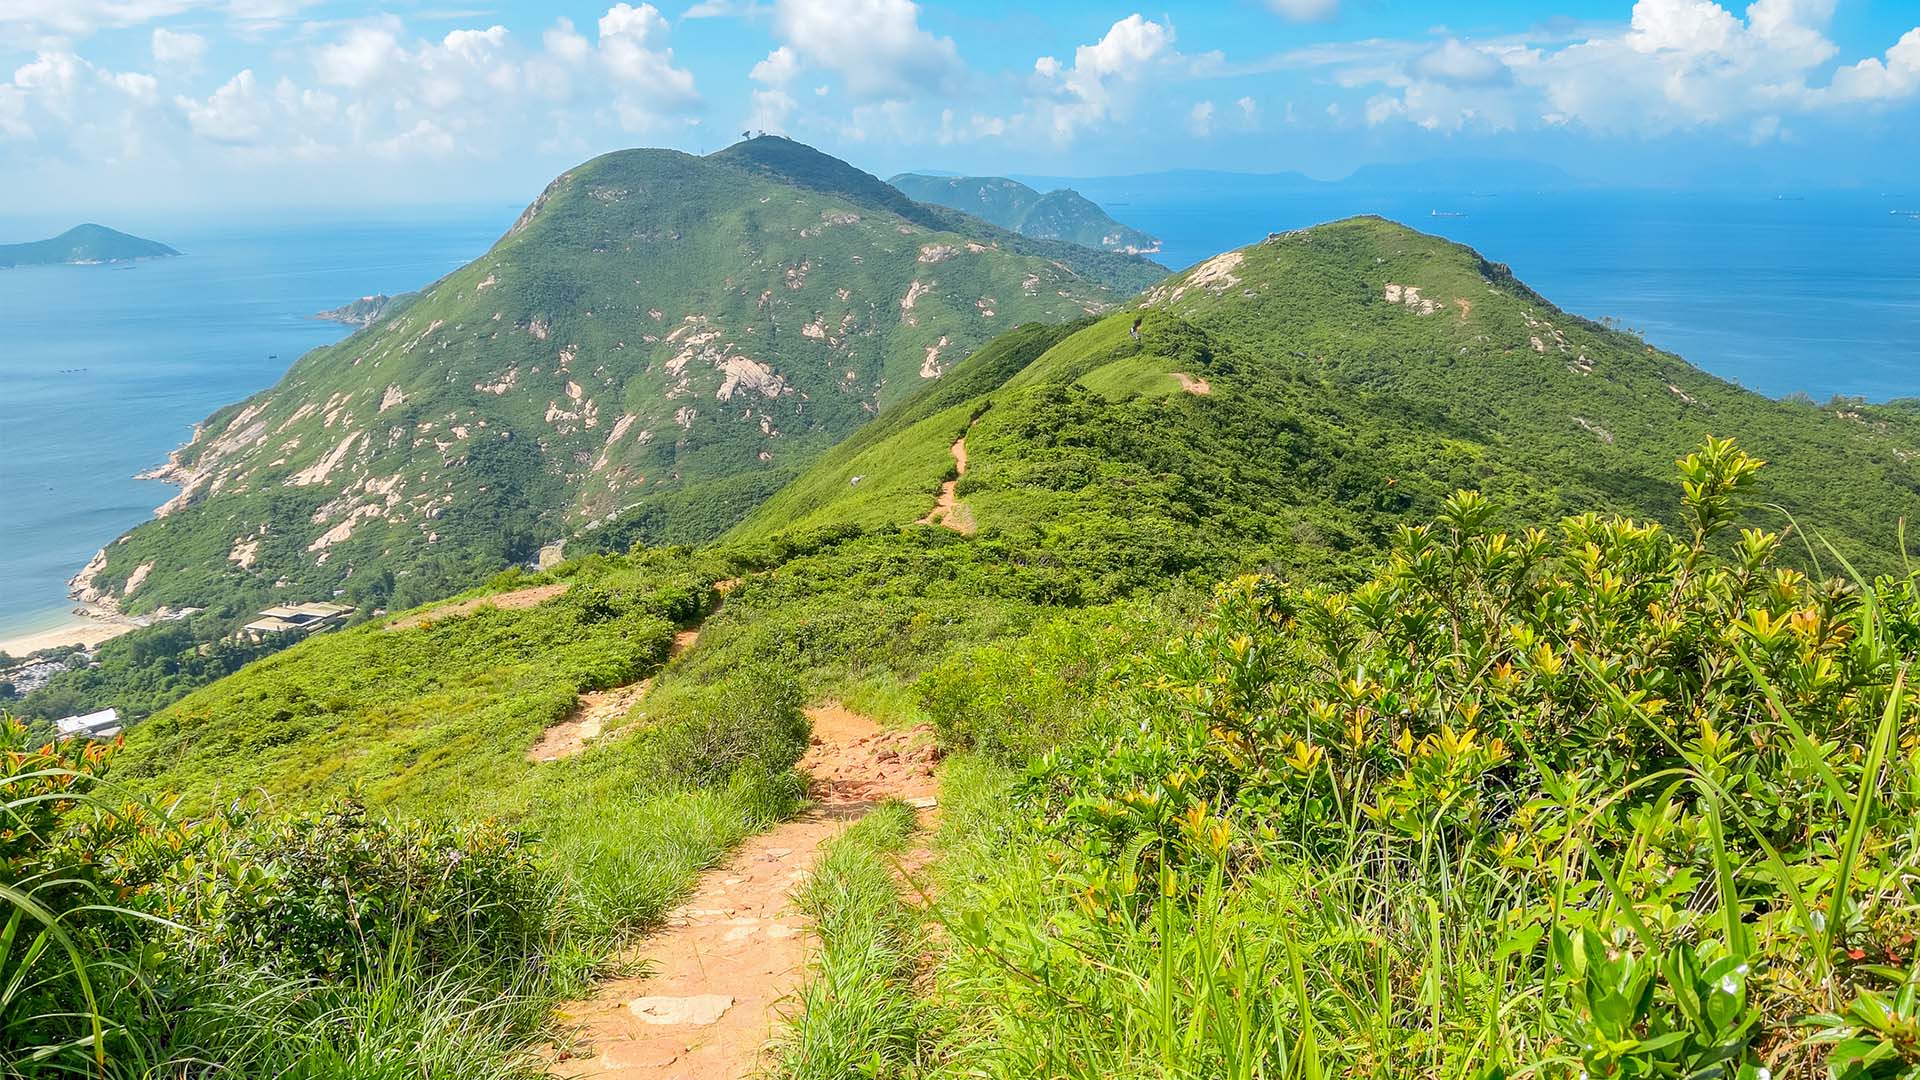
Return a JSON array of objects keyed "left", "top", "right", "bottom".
[
  {"left": 239, "top": 601, "right": 354, "bottom": 641},
  {"left": 54, "top": 706, "right": 123, "bottom": 742}
]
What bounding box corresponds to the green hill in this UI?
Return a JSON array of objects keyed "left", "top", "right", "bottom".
[
  {"left": 116, "top": 215, "right": 1920, "bottom": 811},
  {"left": 71, "top": 138, "right": 1163, "bottom": 619},
  {"left": 737, "top": 215, "right": 1920, "bottom": 577},
  {"left": 891, "top": 173, "right": 1160, "bottom": 255},
  {"left": 0, "top": 223, "right": 178, "bottom": 267}
]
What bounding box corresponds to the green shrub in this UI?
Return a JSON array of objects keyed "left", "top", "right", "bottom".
[{"left": 177, "top": 799, "right": 561, "bottom": 981}]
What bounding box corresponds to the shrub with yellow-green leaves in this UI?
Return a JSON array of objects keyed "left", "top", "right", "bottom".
[{"left": 1012, "top": 437, "right": 1920, "bottom": 1076}]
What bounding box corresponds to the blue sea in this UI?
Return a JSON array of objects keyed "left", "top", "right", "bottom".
[
  {"left": 0, "top": 208, "right": 520, "bottom": 640},
  {"left": 2, "top": 190, "right": 1917, "bottom": 640}
]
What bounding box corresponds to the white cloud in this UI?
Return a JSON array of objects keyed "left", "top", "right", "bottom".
[
  {"left": 23, "top": 4, "right": 703, "bottom": 168},
  {"left": 1826, "top": 27, "right": 1920, "bottom": 102},
  {"left": 1330, "top": 0, "right": 1920, "bottom": 135},
  {"left": 771, "top": 0, "right": 963, "bottom": 101},
  {"left": 1031, "top": 14, "right": 1182, "bottom": 140},
  {"left": 1265, "top": 0, "right": 1338, "bottom": 23},
  {"left": 597, "top": 2, "right": 699, "bottom": 128},
  {"left": 751, "top": 45, "right": 800, "bottom": 87},
  {"left": 1188, "top": 99, "right": 1214, "bottom": 135},
  {"left": 0, "top": 0, "right": 200, "bottom": 36},
  {"left": 1413, "top": 39, "right": 1508, "bottom": 85},
  {"left": 746, "top": 45, "right": 800, "bottom": 132},
  {"left": 312, "top": 23, "right": 404, "bottom": 89},
  {"left": 151, "top": 28, "right": 208, "bottom": 70},
  {"left": 1236, "top": 95, "right": 1258, "bottom": 120},
  {"left": 176, "top": 67, "right": 268, "bottom": 143}
]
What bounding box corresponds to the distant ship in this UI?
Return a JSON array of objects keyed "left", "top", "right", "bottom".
[
  {"left": 1775, "top": 194, "right": 1805, "bottom": 201},
  {"left": 1430, "top": 210, "right": 1467, "bottom": 218}
]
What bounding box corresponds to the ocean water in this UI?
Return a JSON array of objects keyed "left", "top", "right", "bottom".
[
  {"left": 0, "top": 209, "right": 518, "bottom": 638},
  {"left": 1, "top": 191, "right": 1916, "bottom": 639}
]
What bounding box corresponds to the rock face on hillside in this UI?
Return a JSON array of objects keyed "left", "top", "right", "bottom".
[
  {"left": 891, "top": 174, "right": 1160, "bottom": 255},
  {"left": 0, "top": 224, "right": 178, "bottom": 268},
  {"left": 75, "top": 137, "right": 1163, "bottom": 615},
  {"left": 315, "top": 293, "right": 416, "bottom": 329}
]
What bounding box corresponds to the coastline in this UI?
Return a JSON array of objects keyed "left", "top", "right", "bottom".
[{"left": 0, "top": 606, "right": 141, "bottom": 658}]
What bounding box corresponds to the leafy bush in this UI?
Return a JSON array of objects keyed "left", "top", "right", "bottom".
[{"left": 176, "top": 799, "right": 560, "bottom": 981}]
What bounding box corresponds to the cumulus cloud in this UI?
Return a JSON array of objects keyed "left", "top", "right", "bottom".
[
  {"left": 1031, "top": 14, "right": 1187, "bottom": 140},
  {"left": 1826, "top": 27, "right": 1920, "bottom": 102},
  {"left": 1413, "top": 39, "right": 1509, "bottom": 86},
  {"left": 8, "top": 3, "right": 703, "bottom": 176},
  {"left": 1331, "top": 0, "right": 1919, "bottom": 134},
  {"left": 746, "top": 45, "right": 800, "bottom": 132},
  {"left": 771, "top": 0, "right": 963, "bottom": 101},
  {"left": 1188, "top": 99, "right": 1214, "bottom": 135},
  {"left": 151, "top": 28, "right": 208, "bottom": 71}
]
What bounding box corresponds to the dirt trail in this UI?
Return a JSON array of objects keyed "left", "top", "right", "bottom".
[
  {"left": 529, "top": 579, "right": 745, "bottom": 763},
  {"left": 1171, "top": 371, "right": 1213, "bottom": 395},
  {"left": 548, "top": 704, "right": 937, "bottom": 1080},
  {"left": 917, "top": 436, "right": 974, "bottom": 534},
  {"left": 386, "top": 582, "right": 570, "bottom": 632},
  {"left": 527, "top": 626, "right": 703, "bottom": 762}
]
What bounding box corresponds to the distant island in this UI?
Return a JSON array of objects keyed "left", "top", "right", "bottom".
[
  {"left": 890, "top": 173, "right": 1160, "bottom": 254},
  {"left": 0, "top": 224, "right": 179, "bottom": 268},
  {"left": 314, "top": 292, "right": 415, "bottom": 329}
]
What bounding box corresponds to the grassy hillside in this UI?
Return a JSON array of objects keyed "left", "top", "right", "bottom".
[
  {"left": 739, "top": 216, "right": 1920, "bottom": 578},
  {"left": 891, "top": 173, "right": 1161, "bottom": 255},
  {"left": 117, "top": 215, "right": 1920, "bottom": 813},
  {"left": 73, "top": 137, "right": 1161, "bottom": 621},
  {"left": 30, "top": 214, "right": 1920, "bottom": 1078},
  {"left": 0, "top": 223, "right": 177, "bottom": 267}
]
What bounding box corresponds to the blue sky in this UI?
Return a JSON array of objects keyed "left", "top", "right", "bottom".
[{"left": 1, "top": 0, "right": 1917, "bottom": 212}]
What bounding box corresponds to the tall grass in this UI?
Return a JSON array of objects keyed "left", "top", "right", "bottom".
[{"left": 773, "top": 800, "right": 925, "bottom": 1079}]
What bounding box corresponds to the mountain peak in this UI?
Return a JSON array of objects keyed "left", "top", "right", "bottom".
[{"left": 711, "top": 136, "right": 945, "bottom": 229}]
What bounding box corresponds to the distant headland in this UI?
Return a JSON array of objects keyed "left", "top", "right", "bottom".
[{"left": 0, "top": 224, "right": 179, "bottom": 268}]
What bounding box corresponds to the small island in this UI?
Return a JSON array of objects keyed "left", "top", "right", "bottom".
[{"left": 0, "top": 224, "right": 179, "bottom": 268}]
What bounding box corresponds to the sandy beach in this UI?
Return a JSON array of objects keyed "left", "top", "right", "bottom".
[{"left": 0, "top": 610, "right": 140, "bottom": 658}]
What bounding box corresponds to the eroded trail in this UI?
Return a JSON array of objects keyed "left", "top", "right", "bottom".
[
  {"left": 548, "top": 705, "right": 936, "bottom": 1080},
  {"left": 385, "top": 582, "right": 571, "bottom": 632},
  {"left": 530, "top": 578, "right": 744, "bottom": 763},
  {"left": 917, "top": 435, "right": 973, "bottom": 533},
  {"left": 527, "top": 626, "right": 702, "bottom": 762}
]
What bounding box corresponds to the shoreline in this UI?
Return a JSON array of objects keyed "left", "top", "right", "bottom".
[{"left": 0, "top": 606, "right": 142, "bottom": 658}]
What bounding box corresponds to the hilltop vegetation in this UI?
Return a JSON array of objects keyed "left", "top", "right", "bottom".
[
  {"left": 0, "top": 224, "right": 177, "bottom": 267},
  {"left": 892, "top": 172, "right": 1161, "bottom": 254},
  {"left": 74, "top": 137, "right": 1161, "bottom": 622}
]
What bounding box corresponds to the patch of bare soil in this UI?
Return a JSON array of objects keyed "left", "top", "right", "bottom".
[
  {"left": 528, "top": 626, "right": 702, "bottom": 763},
  {"left": 385, "top": 582, "right": 570, "bottom": 632},
  {"left": 1172, "top": 371, "right": 1213, "bottom": 395},
  {"left": 917, "top": 436, "right": 974, "bottom": 534},
  {"left": 547, "top": 705, "right": 937, "bottom": 1080}
]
